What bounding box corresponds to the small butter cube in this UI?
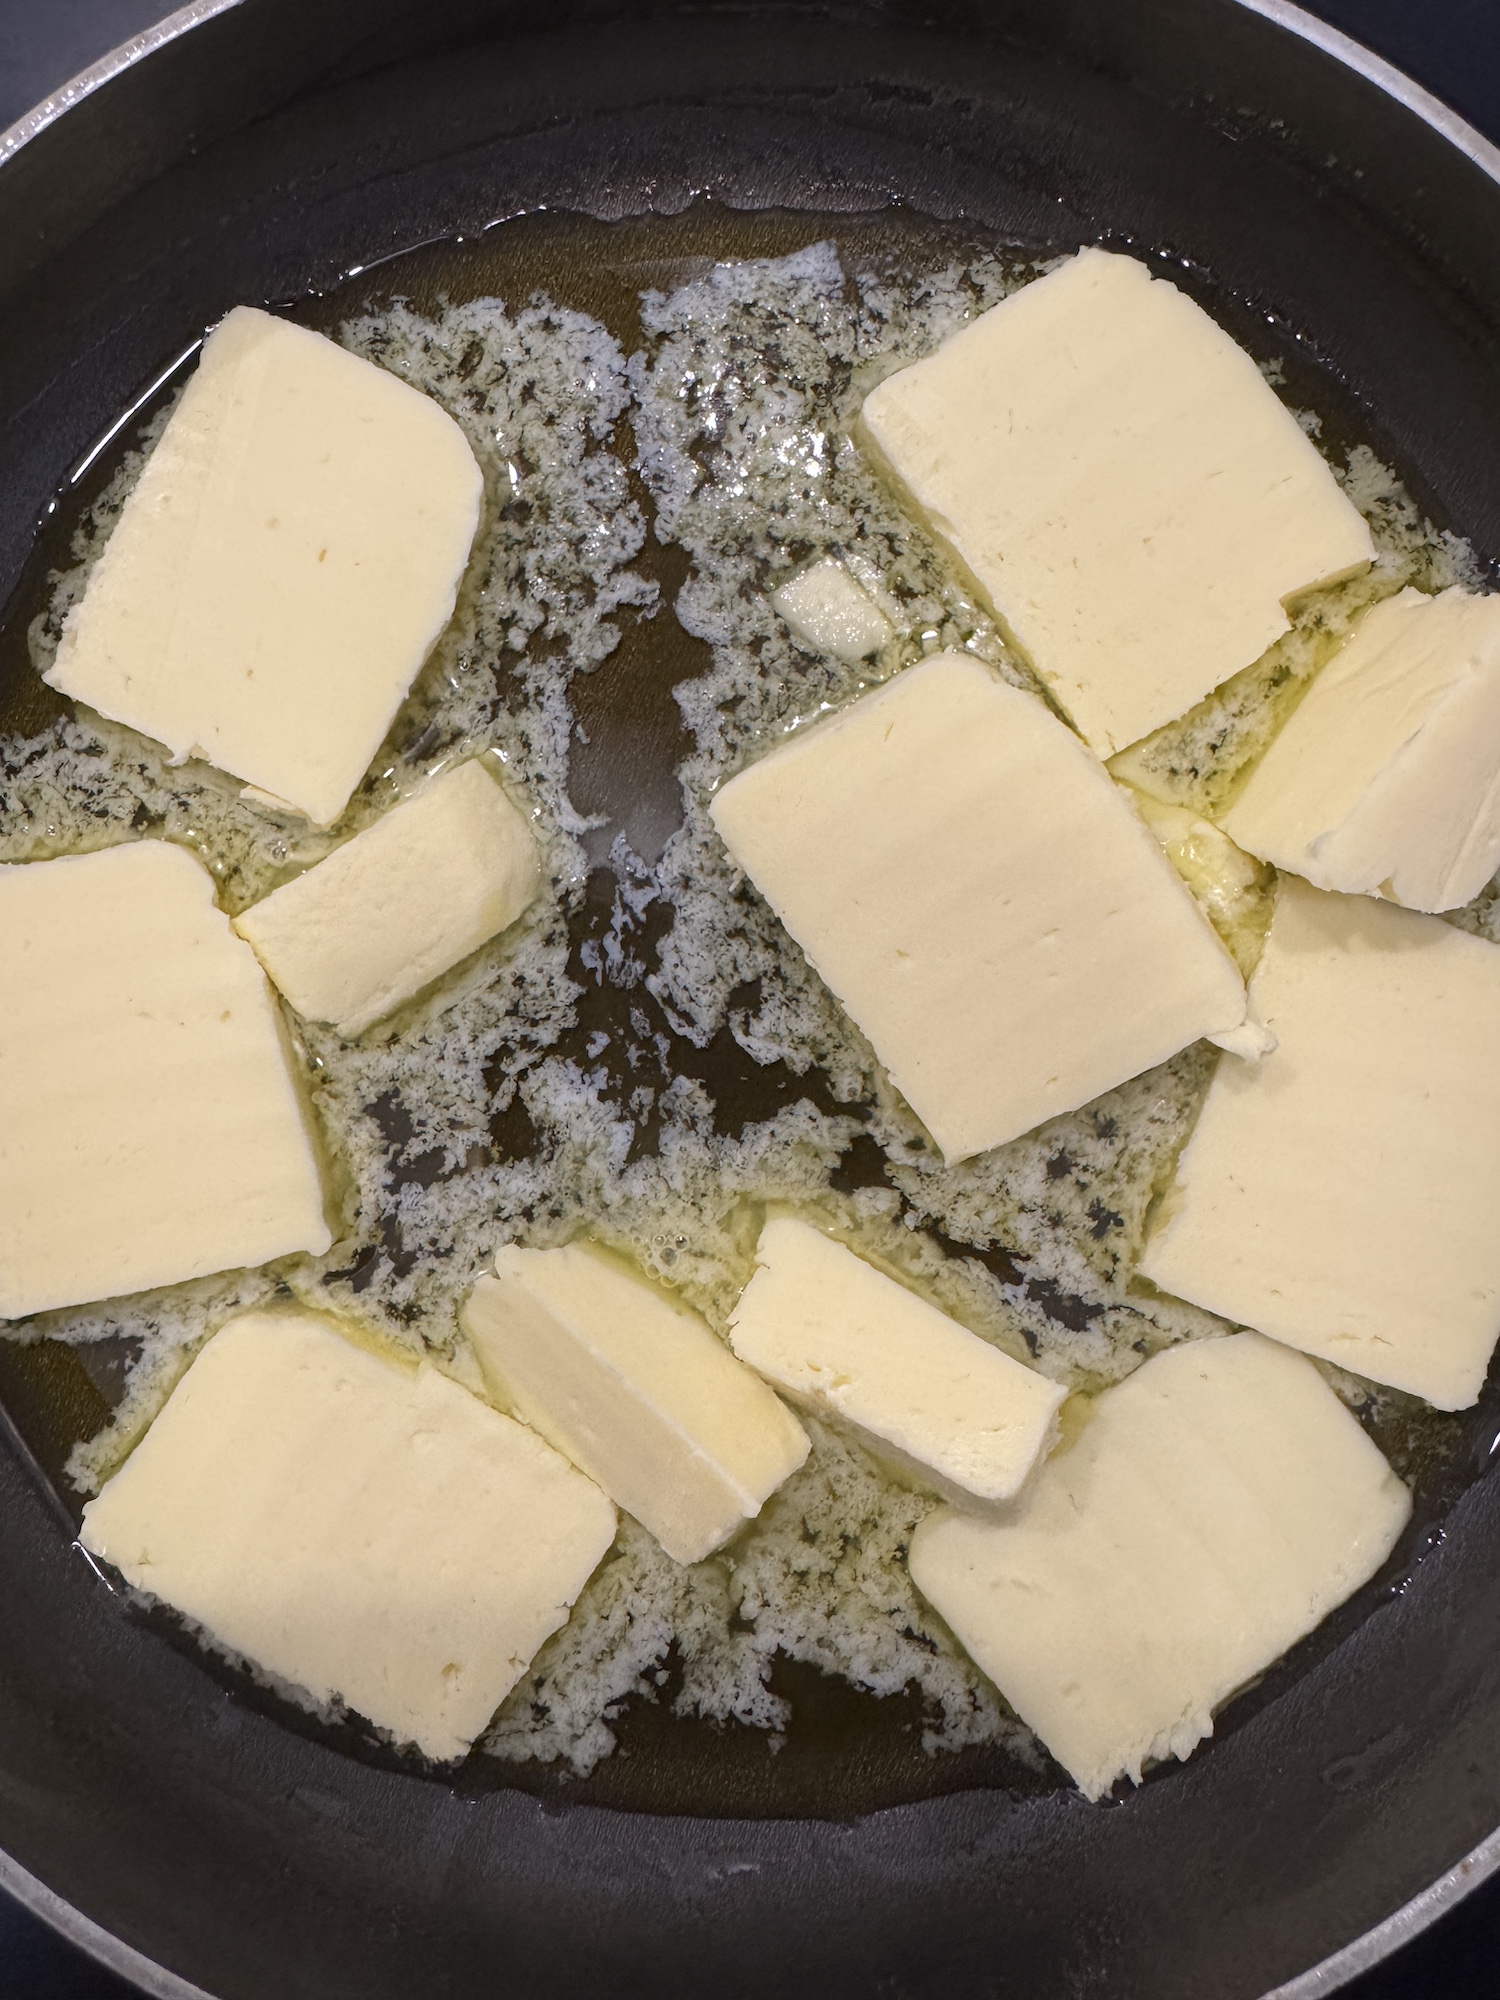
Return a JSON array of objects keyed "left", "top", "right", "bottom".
[
  {"left": 233, "top": 760, "right": 541, "bottom": 1037},
  {"left": 80, "top": 1310, "right": 616, "bottom": 1761},
  {"left": 1141, "top": 878, "right": 1500, "bottom": 1409},
  {"left": 461, "top": 1242, "right": 810, "bottom": 1565},
  {"left": 773, "top": 558, "right": 893, "bottom": 664},
  {"left": 47, "top": 307, "right": 483, "bottom": 825},
  {"left": 862, "top": 249, "right": 1373, "bottom": 756},
  {"left": 909, "top": 1332, "right": 1410, "bottom": 1799},
  {"left": 0, "top": 842, "right": 329, "bottom": 1320},
  {"left": 709, "top": 652, "right": 1246, "bottom": 1163},
  {"left": 1223, "top": 587, "right": 1500, "bottom": 912},
  {"left": 728, "top": 1216, "right": 1064, "bottom": 1501}
]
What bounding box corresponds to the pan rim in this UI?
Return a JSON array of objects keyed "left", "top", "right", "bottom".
[
  {"left": 0, "top": 1845, "right": 214, "bottom": 1999},
  {"left": 0, "top": 0, "right": 244, "bottom": 174},
  {"left": 0, "top": 2, "right": 1497, "bottom": 1994}
]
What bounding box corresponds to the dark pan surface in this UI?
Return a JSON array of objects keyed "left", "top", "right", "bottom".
[{"left": 3, "top": 2, "right": 1500, "bottom": 1993}]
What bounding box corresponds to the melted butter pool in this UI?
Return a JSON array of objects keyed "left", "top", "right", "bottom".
[{"left": 0, "top": 205, "right": 1491, "bottom": 1812}]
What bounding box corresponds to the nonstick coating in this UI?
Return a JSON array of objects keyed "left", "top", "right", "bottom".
[{"left": 4, "top": 2, "right": 1500, "bottom": 1994}]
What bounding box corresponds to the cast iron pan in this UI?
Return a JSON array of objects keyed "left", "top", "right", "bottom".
[{"left": 4, "top": 1, "right": 1500, "bottom": 1993}]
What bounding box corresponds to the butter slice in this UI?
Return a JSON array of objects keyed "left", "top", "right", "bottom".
[
  {"left": 461, "top": 1243, "right": 810, "bottom": 1565},
  {"left": 773, "top": 558, "right": 893, "bottom": 664},
  {"left": 710, "top": 652, "right": 1246, "bottom": 1162},
  {"left": 861, "top": 249, "right": 1373, "bottom": 756},
  {"left": 0, "top": 842, "right": 328, "bottom": 1320},
  {"left": 47, "top": 307, "right": 483, "bottom": 826},
  {"left": 80, "top": 1310, "right": 616, "bottom": 1761},
  {"left": 1224, "top": 587, "right": 1500, "bottom": 912},
  {"left": 728, "top": 1217, "right": 1064, "bottom": 1501},
  {"left": 909, "top": 1332, "right": 1410, "bottom": 1799},
  {"left": 1141, "top": 878, "right": 1500, "bottom": 1408},
  {"left": 233, "top": 760, "right": 540, "bottom": 1037}
]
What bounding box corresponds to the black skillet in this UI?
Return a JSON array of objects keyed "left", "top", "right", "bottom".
[{"left": 4, "top": 1, "right": 1500, "bottom": 1993}]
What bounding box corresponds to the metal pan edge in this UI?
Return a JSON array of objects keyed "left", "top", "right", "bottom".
[{"left": 1, "top": 3, "right": 1499, "bottom": 1994}]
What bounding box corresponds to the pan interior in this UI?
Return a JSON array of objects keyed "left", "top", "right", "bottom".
[{"left": 2, "top": 201, "right": 1498, "bottom": 1822}]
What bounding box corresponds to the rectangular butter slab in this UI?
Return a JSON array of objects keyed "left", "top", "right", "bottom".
[
  {"left": 1140, "top": 877, "right": 1500, "bottom": 1408},
  {"left": 728, "top": 1216, "right": 1064, "bottom": 1501},
  {"left": 80, "top": 1310, "right": 616, "bottom": 1761},
  {"left": 0, "top": 842, "right": 329, "bottom": 1320},
  {"left": 909, "top": 1332, "right": 1409, "bottom": 1799},
  {"left": 1223, "top": 586, "right": 1500, "bottom": 912},
  {"left": 234, "top": 759, "right": 541, "bottom": 1036},
  {"left": 862, "top": 249, "right": 1373, "bottom": 756},
  {"left": 462, "top": 1242, "right": 809, "bottom": 1565},
  {"left": 709, "top": 652, "right": 1245, "bottom": 1163},
  {"left": 47, "top": 307, "right": 483, "bottom": 826}
]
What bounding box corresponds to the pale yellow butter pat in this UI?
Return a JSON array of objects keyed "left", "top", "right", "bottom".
[
  {"left": 462, "top": 1242, "right": 810, "bottom": 1565},
  {"left": 0, "top": 842, "right": 329, "bottom": 1320},
  {"left": 1224, "top": 587, "right": 1500, "bottom": 912},
  {"left": 80, "top": 1310, "right": 616, "bottom": 1762},
  {"left": 728, "top": 1216, "right": 1064, "bottom": 1501},
  {"left": 861, "top": 249, "right": 1373, "bottom": 756},
  {"left": 773, "top": 558, "right": 893, "bottom": 664},
  {"left": 909, "top": 1332, "right": 1409, "bottom": 1799},
  {"left": 709, "top": 652, "right": 1246, "bottom": 1163},
  {"left": 1141, "top": 877, "right": 1500, "bottom": 1408},
  {"left": 233, "top": 760, "right": 540, "bottom": 1037},
  {"left": 47, "top": 307, "right": 483, "bottom": 825}
]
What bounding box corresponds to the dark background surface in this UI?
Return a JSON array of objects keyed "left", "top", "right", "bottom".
[{"left": 2, "top": 1, "right": 1500, "bottom": 1995}]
